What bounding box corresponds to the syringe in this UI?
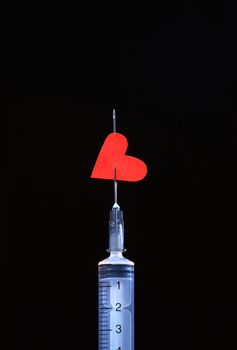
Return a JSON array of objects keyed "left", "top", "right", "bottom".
[{"left": 98, "top": 111, "right": 135, "bottom": 350}]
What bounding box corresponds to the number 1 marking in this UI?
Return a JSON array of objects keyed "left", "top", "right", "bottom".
[{"left": 117, "top": 281, "right": 120, "bottom": 290}]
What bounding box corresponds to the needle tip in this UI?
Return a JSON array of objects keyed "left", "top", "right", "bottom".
[{"left": 112, "top": 109, "right": 116, "bottom": 133}]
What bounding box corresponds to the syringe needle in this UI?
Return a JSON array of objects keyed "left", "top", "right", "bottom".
[
  {"left": 113, "top": 109, "right": 118, "bottom": 205},
  {"left": 113, "top": 109, "right": 116, "bottom": 133},
  {"left": 114, "top": 167, "right": 118, "bottom": 204}
]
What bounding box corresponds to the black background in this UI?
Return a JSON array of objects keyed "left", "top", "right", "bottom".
[{"left": 0, "top": 2, "right": 236, "bottom": 349}]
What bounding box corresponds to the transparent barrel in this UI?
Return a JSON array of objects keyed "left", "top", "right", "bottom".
[{"left": 98, "top": 264, "right": 134, "bottom": 350}]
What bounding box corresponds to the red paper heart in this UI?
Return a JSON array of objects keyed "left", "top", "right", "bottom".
[{"left": 91, "top": 132, "right": 147, "bottom": 181}]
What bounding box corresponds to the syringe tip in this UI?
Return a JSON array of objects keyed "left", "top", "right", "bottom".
[
  {"left": 108, "top": 202, "right": 124, "bottom": 252},
  {"left": 113, "top": 202, "right": 120, "bottom": 209}
]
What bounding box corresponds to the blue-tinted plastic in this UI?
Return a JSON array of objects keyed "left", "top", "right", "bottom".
[{"left": 98, "top": 264, "right": 134, "bottom": 350}]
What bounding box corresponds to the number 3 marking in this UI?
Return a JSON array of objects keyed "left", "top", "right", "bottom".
[{"left": 116, "top": 324, "right": 122, "bottom": 333}]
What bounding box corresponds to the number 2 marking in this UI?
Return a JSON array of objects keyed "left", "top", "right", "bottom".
[{"left": 116, "top": 303, "right": 122, "bottom": 311}]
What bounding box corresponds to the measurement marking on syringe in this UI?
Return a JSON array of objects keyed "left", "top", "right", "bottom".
[{"left": 99, "top": 285, "right": 112, "bottom": 287}]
